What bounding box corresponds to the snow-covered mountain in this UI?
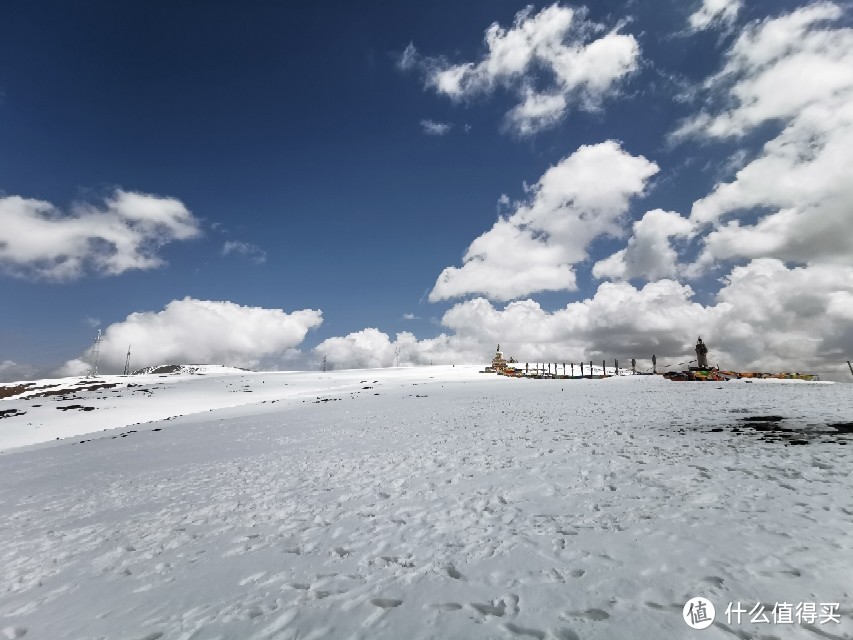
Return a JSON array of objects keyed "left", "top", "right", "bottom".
[{"left": 1, "top": 367, "right": 851, "bottom": 639}]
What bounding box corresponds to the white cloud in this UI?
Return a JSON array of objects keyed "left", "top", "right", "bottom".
[
  {"left": 323, "top": 259, "right": 852, "bottom": 378},
  {"left": 711, "top": 259, "right": 853, "bottom": 373},
  {"left": 443, "top": 260, "right": 853, "bottom": 374},
  {"left": 429, "top": 141, "right": 659, "bottom": 302},
  {"left": 56, "top": 298, "right": 323, "bottom": 375},
  {"left": 504, "top": 90, "right": 567, "bottom": 136},
  {"left": 420, "top": 119, "right": 452, "bottom": 136},
  {"left": 402, "top": 313, "right": 418, "bottom": 320},
  {"left": 314, "top": 328, "right": 479, "bottom": 370},
  {"left": 319, "top": 282, "right": 709, "bottom": 370},
  {"left": 222, "top": 240, "right": 267, "bottom": 264},
  {"left": 397, "top": 43, "right": 418, "bottom": 70},
  {"left": 0, "top": 190, "right": 200, "bottom": 281},
  {"left": 672, "top": 2, "right": 853, "bottom": 273},
  {"left": 404, "top": 4, "right": 639, "bottom": 135},
  {"left": 440, "top": 281, "right": 709, "bottom": 363},
  {"left": 593, "top": 209, "right": 695, "bottom": 281},
  {"left": 0, "top": 360, "right": 38, "bottom": 383},
  {"left": 688, "top": 0, "right": 742, "bottom": 32}
]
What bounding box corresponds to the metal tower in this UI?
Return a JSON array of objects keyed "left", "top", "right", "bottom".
[
  {"left": 88, "top": 330, "right": 102, "bottom": 377},
  {"left": 123, "top": 345, "right": 132, "bottom": 375}
]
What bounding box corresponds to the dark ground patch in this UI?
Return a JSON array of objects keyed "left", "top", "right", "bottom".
[
  {"left": 0, "top": 383, "right": 36, "bottom": 399},
  {"left": 829, "top": 422, "right": 853, "bottom": 434},
  {"left": 681, "top": 414, "right": 851, "bottom": 446}
]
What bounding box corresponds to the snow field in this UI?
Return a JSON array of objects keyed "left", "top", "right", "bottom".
[{"left": 0, "top": 369, "right": 851, "bottom": 639}]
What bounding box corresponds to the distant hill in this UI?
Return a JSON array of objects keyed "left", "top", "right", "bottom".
[{"left": 130, "top": 364, "right": 252, "bottom": 376}]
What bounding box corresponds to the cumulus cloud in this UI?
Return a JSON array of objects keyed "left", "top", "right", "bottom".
[
  {"left": 711, "top": 259, "right": 853, "bottom": 372},
  {"left": 321, "top": 260, "right": 853, "bottom": 378},
  {"left": 0, "top": 190, "right": 200, "bottom": 281},
  {"left": 672, "top": 3, "right": 853, "bottom": 272},
  {"left": 401, "top": 4, "right": 639, "bottom": 135},
  {"left": 222, "top": 241, "right": 267, "bottom": 264},
  {"left": 56, "top": 298, "right": 323, "bottom": 375},
  {"left": 593, "top": 209, "right": 695, "bottom": 281},
  {"left": 420, "top": 119, "right": 452, "bottom": 135},
  {"left": 314, "top": 328, "right": 479, "bottom": 370},
  {"left": 688, "top": 0, "right": 742, "bottom": 32},
  {"left": 445, "top": 260, "right": 853, "bottom": 374},
  {"left": 429, "top": 141, "right": 659, "bottom": 302}
]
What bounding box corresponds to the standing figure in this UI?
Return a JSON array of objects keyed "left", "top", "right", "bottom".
[{"left": 695, "top": 337, "right": 709, "bottom": 369}]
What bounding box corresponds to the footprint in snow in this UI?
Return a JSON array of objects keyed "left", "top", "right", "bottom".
[
  {"left": 503, "top": 623, "right": 545, "bottom": 639},
  {"left": 370, "top": 598, "right": 402, "bottom": 608}
]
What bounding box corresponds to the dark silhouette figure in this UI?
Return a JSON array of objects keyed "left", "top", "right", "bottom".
[{"left": 695, "top": 337, "right": 709, "bottom": 369}]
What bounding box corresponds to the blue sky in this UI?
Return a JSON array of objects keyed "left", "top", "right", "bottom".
[{"left": 2, "top": 0, "right": 852, "bottom": 379}]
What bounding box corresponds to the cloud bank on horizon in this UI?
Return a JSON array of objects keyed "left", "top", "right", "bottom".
[
  {"left": 2, "top": 1, "right": 852, "bottom": 381},
  {"left": 57, "top": 298, "right": 322, "bottom": 376}
]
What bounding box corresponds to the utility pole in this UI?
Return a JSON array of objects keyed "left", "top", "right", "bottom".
[
  {"left": 123, "top": 345, "right": 131, "bottom": 376},
  {"left": 88, "top": 330, "right": 101, "bottom": 378}
]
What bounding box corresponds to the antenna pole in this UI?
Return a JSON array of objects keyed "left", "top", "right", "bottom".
[
  {"left": 124, "top": 345, "right": 131, "bottom": 375},
  {"left": 88, "top": 330, "right": 102, "bottom": 377},
  {"left": 322, "top": 355, "right": 327, "bottom": 372}
]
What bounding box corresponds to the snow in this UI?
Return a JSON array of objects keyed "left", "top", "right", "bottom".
[{"left": 1, "top": 366, "right": 851, "bottom": 639}]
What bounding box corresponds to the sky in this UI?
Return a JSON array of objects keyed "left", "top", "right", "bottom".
[{"left": 1, "top": 0, "right": 853, "bottom": 380}]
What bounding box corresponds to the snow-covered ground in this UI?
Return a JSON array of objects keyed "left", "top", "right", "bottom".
[{"left": 1, "top": 366, "right": 851, "bottom": 639}]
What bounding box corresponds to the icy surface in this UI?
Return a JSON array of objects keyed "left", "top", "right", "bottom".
[{"left": 1, "top": 367, "right": 851, "bottom": 639}]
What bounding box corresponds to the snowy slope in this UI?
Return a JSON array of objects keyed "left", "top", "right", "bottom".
[
  {"left": 0, "top": 365, "right": 489, "bottom": 451},
  {"left": 0, "top": 368, "right": 851, "bottom": 640}
]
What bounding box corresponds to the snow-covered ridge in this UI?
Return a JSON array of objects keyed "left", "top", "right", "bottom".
[
  {"left": 0, "top": 365, "right": 489, "bottom": 451},
  {"left": 129, "top": 363, "right": 251, "bottom": 376}
]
